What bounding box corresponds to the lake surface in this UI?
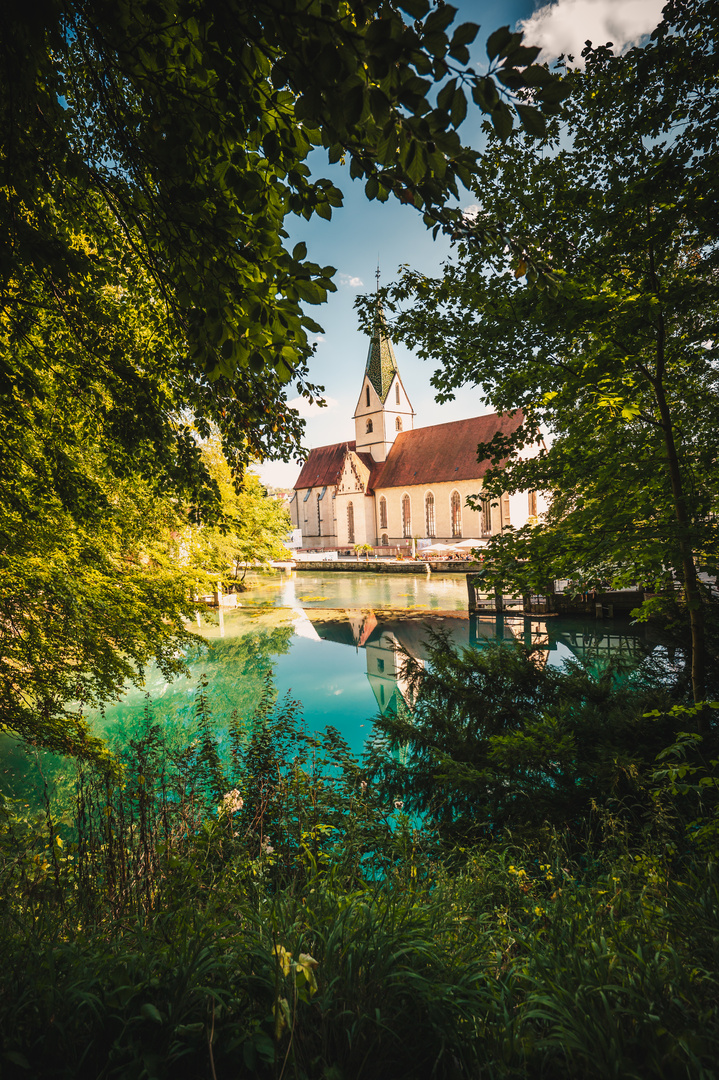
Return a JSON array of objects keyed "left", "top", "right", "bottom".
[{"left": 1, "top": 571, "right": 663, "bottom": 798}]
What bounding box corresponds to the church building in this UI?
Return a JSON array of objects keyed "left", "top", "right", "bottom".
[{"left": 289, "top": 314, "right": 542, "bottom": 549}]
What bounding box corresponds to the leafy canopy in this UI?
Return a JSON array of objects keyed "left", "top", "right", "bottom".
[{"left": 364, "top": 0, "right": 719, "bottom": 698}]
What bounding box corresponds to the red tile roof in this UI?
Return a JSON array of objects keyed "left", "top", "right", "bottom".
[
  {"left": 293, "top": 441, "right": 355, "bottom": 490},
  {"left": 373, "top": 411, "right": 523, "bottom": 490}
]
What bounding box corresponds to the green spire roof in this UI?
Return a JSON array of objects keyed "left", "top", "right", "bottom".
[{"left": 365, "top": 307, "right": 399, "bottom": 403}]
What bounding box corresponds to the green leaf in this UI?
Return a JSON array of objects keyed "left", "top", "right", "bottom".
[
  {"left": 141, "top": 1003, "right": 163, "bottom": 1024},
  {"left": 451, "top": 88, "right": 467, "bottom": 127},
  {"left": 451, "top": 22, "right": 480, "bottom": 47},
  {"left": 492, "top": 101, "right": 513, "bottom": 140},
  {"left": 424, "top": 5, "right": 457, "bottom": 35},
  {"left": 4, "top": 1052, "right": 31, "bottom": 1070},
  {"left": 521, "top": 64, "right": 556, "bottom": 87},
  {"left": 486, "top": 26, "right": 512, "bottom": 61},
  {"left": 503, "top": 44, "right": 541, "bottom": 67},
  {"left": 539, "top": 79, "right": 570, "bottom": 105},
  {"left": 365, "top": 175, "right": 379, "bottom": 200},
  {"left": 397, "top": 0, "right": 429, "bottom": 15},
  {"left": 448, "top": 43, "right": 470, "bottom": 64},
  {"left": 437, "top": 78, "right": 456, "bottom": 112},
  {"left": 515, "top": 103, "right": 546, "bottom": 137},
  {"left": 292, "top": 242, "right": 307, "bottom": 261}
]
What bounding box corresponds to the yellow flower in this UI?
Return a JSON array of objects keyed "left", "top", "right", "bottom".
[{"left": 273, "top": 944, "right": 292, "bottom": 976}]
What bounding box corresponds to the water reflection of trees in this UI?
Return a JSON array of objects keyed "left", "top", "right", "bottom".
[{"left": 0, "top": 627, "right": 294, "bottom": 805}]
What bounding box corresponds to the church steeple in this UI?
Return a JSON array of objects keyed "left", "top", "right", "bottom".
[
  {"left": 364, "top": 304, "right": 400, "bottom": 403},
  {"left": 353, "top": 271, "right": 414, "bottom": 462}
]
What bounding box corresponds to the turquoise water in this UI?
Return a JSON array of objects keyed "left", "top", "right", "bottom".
[
  {"left": 0, "top": 572, "right": 658, "bottom": 798},
  {"left": 92, "top": 571, "right": 655, "bottom": 753}
]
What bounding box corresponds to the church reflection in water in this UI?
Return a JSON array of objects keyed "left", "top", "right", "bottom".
[{"left": 302, "top": 608, "right": 656, "bottom": 717}]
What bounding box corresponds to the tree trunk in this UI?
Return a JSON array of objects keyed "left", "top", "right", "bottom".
[
  {"left": 645, "top": 221, "right": 706, "bottom": 710},
  {"left": 652, "top": 359, "right": 706, "bottom": 707}
]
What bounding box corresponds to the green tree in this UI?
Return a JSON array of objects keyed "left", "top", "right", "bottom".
[
  {"left": 189, "top": 437, "right": 292, "bottom": 583},
  {"left": 370, "top": 2, "right": 719, "bottom": 702},
  {"left": 0, "top": 220, "right": 206, "bottom": 758},
  {"left": 366, "top": 632, "right": 678, "bottom": 846},
  {"left": 2, "top": 0, "right": 562, "bottom": 489},
  {"left": 0, "top": 0, "right": 565, "bottom": 755}
]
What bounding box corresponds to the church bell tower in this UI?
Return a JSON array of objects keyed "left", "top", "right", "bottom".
[{"left": 353, "top": 278, "right": 414, "bottom": 462}]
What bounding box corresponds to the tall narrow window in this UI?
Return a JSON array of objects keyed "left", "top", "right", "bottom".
[
  {"left": 528, "top": 490, "right": 537, "bottom": 516},
  {"left": 402, "top": 494, "right": 411, "bottom": 538},
  {"left": 347, "top": 501, "right": 355, "bottom": 544},
  {"left": 395, "top": 382, "right": 400, "bottom": 404},
  {"left": 317, "top": 494, "right": 322, "bottom": 535},
  {"left": 501, "top": 493, "right": 511, "bottom": 527},
  {"left": 366, "top": 418, "right": 373, "bottom": 433},
  {"left": 481, "top": 496, "right": 492, "bottom": 535},
  {"left": 366, "top": 385, "right": 370, "bottom": 407},
  {"left": 381, "top": 533, "right": 389, "bottom": 546},
  {"left": 395, "top": 416, "right": 402, "bottom": 431},
  {"left": 451, "top": 490, "right": 462, "bottom": 538},
  {"left": 379, "top": 496, "right": 387, "bottom": 529},
  {"left": 425, "top": 492, "right": 435, "bottom": 537}
]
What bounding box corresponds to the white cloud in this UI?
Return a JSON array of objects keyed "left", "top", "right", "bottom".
[
  {"left": 462, "top": 204, "right": 481, "bottom": 220},
  {"left": 338, "top": 273, "right": 364, "bottom": 288},
  {"left": 520, "top": 0, "right": 665, "bottom": 64},
  {"left": 287, "top": 395, "right": 338, "bottom": 418}
]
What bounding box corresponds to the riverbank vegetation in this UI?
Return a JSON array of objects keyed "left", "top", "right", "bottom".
[{"left": 2, "top": 646, "right": 719, "bottom": 1078}]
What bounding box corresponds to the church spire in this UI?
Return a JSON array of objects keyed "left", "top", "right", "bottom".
[{"left": 364, "top": 268, "right": 399, "bottom": 403}]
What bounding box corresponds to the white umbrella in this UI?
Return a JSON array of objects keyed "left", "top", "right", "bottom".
[
  {"left": 454, "top": 538, "right": 484, "bottom": 549},
  {"left": 422, "top": 542, "right": 453, "bottom": 554}
]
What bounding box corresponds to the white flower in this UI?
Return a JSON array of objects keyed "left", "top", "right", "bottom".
[
  {"left": 217, "top": 788, "right": 244, "bottom": 816},
  {"left": 393, "top": 799, "right": 404, "bottom": 811}
]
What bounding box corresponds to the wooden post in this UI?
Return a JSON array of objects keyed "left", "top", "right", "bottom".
[{"left": 466, "top": 573, "right": 477, "bottom": 614}]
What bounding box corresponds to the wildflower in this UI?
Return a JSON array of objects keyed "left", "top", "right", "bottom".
[
  {"left": 217, "top": 789, "right": 244, "bottom": 816},
  {"left": 273, "top": 944, "right": 292, "bottom": 976},
  {"left": 393, "top": 799, "right": 404, "bottom": 811},
  {"left": 296, "top": 952, "right": 319, "bottom": 993},
  {"left": 261, "top": 837, "right": 274, "bottom": 855},
  {"left": 360, "top": 780, "right": 367, "bottom": 792}
]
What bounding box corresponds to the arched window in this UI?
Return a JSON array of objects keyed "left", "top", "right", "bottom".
[
  {"left": 347, "top": 501, "right": 355, "bottom": 543},
  {"left": 451, "top": 490, "right": 462, "bottom": 538},
  {"left": 366, "top": 385, "right": 370, "bottom": 407},
  {"left": 366, "top": 418, "right": 373, "bottom": 433},
  {"left": 381, "top": 533, "right": 389, "bottom": 546},
  {"left": 379, "top": 496, "right": 387, "bottom": 529},
  {"left": 425, "top": 491, "right": 435, "bottom": 537},
  {"left": 395, "top": 416, "right": 402, "bottom": 431},
  {"left": 317, "top": 494, "right": 322, "bottom": 535},
  {"left": 401, "top": 494, "right": 411, "bottom": 538},
  {"left": 395, "top": 382, "right": 400, "bottom": 404}
]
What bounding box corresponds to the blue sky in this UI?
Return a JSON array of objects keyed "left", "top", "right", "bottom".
[{"left": 257, "top": 0, "right": 666, "bottom": 488}]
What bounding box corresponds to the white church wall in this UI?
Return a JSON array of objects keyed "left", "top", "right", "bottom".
[{"left": 374, "top": 479, "right": 488, "bottom": 543}]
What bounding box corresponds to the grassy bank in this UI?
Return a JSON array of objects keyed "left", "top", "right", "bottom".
[{"left": 1, "top": 647, "right": 718, "bottom": 1079}]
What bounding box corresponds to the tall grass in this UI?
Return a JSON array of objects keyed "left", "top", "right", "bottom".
[{"left": 1, "top": 664, "right": 718, "bottom": 1078}]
